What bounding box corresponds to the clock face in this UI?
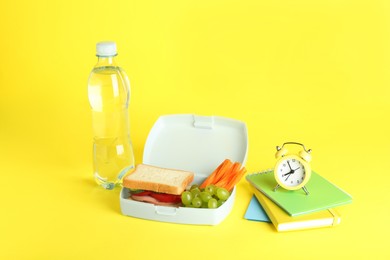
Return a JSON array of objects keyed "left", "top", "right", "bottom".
[{"left": 275, "top": 157, "right": 307, "bottom": 188}]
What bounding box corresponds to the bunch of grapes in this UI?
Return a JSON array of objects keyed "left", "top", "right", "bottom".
[{"left": 181, "top": 184, "right": 230, "bottom": 208}]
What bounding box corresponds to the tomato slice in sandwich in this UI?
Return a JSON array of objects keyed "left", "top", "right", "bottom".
[
  {"left": 131, "top": 190, "right": 181, "bottom": 204},
  {"left": 149, "top": 192, "right": 182, "bottom": 203}
]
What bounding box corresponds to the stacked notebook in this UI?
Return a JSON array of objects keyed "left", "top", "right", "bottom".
[{"left": 245, "top": 170, "right": 352, "bottom": 232}]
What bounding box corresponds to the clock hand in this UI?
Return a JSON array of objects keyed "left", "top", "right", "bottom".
[
  {"left": 283, "top": 167, "right": 302, "bottom": 181},
  {"left": 282, "top": 165, "right": 300, "bottom": 177},
  {"left": 287, "top": 161, "right": 293, "bottom": 171},
  {"left": 282, "top": 166, "right": 298, "bottom": 177},
  {"left": 282, "top": 165, "right": 300, "bottom": 180}
]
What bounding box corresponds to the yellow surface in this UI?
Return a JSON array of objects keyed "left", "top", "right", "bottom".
[{"left": 1, "top": 0, "right": 389, "bottom": 259}]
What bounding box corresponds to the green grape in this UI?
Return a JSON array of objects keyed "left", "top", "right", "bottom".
[
  {"left": 208, "top": 198, "right": 218, "bottom": 209},
  {"left": 190, "top": 184, "right": 199, "bottom": 190},
  {"left": 192, "top": 197, "right": 202, "bottom": 208},
  {"left": 190, "top": 187, "right": 201, "bottom": 197},
  {"left": 217, "top": 199, "right": 225, "bottom": 207},
  {"left": 199, "top": 191, "right": 212, "bottom": 203},
  {"left": 181, "top": 191, "right": 193, "bottom": 206},
  {"left": 205, "top": 184, "right": 216, "bottom": 195},
  {"left": 216, "top": 187, "right": 230, "bottom": 201}
]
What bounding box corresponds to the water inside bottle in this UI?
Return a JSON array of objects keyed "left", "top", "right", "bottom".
[{"left": 88, "top": 66, "right": 134, "bottom": 189}]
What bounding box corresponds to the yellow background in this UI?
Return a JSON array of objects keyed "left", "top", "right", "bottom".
[{"left": 1, "top": 0, "right": 389, "bottom": 259}]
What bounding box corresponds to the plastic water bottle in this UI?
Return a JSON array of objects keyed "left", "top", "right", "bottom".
[{"left": 88, "top": 41, "right": 135, "bottom": 189}]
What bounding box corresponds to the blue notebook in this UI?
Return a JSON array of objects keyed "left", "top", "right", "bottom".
[{"left": 244, "top": 195, "right": 271, "bottom": 222}]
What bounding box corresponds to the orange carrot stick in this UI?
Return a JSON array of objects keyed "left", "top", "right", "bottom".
[
  {"left": 225, "top": 166, "right": 247, "bottom": 191},
  {"left": 214, "top": 162, "right": 240, "bottom": 188},
  {"left": 200, "top": 159, "right": 230, "bottom": 188},
  {"left": 227, "top": 163, "right": 242, "bottom": 188},
  {"left": 209, "top": 159, "right": 233, "bottom": 185},
  {"left": 200, "top": 162, "right": 223, "bottom": 187}
]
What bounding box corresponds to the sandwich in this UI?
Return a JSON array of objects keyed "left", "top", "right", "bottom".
[{"left": 123, "top": 164, "right": 195, "bottom": 206}]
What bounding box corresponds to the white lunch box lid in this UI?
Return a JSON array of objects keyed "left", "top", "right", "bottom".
[{"left": 120, "top": 114, "right": 248, "bottom": 225}]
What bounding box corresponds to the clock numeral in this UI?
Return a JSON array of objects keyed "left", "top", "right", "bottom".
[
  {"left": 297, "top": 180, "right": 300, "bottom": 184},
  {"left": 292, "top": 159, "right": 295, "bottom": 162}
]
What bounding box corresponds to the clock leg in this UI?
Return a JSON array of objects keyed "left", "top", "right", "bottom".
[
  {"left": 302, "top": 186, "right": 309, "bottom": 195},
  {"left": 273, "top": 184, "right": 280, "bottom": 192}
]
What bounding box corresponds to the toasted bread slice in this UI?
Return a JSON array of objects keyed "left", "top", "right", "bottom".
[{"left": 123, "top": 164, "right": 194, "bottom": 195}]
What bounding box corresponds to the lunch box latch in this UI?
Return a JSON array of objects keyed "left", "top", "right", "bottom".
[
  {"left": 193, "top": 115, "right": 214, "bottom": 129},
  {"left": 155, "top": 206, "right": 178, "bottom": 216}
]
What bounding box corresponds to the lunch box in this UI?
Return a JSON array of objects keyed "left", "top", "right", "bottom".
[{"left": 119, "top": 114, "right": 248, "bottom": 225}]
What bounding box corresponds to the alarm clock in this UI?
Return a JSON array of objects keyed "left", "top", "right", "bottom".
[{"left": 273, "top": 142, "right": 312, "bottom": 195}]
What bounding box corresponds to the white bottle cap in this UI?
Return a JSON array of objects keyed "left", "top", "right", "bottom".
[{"left": 96, "top": 41, "right": 117, "bottom": 57}]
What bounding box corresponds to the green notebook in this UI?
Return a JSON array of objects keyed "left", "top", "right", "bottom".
[{"left": 246, "top": 170, "right": 352, "bottom": 217}]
